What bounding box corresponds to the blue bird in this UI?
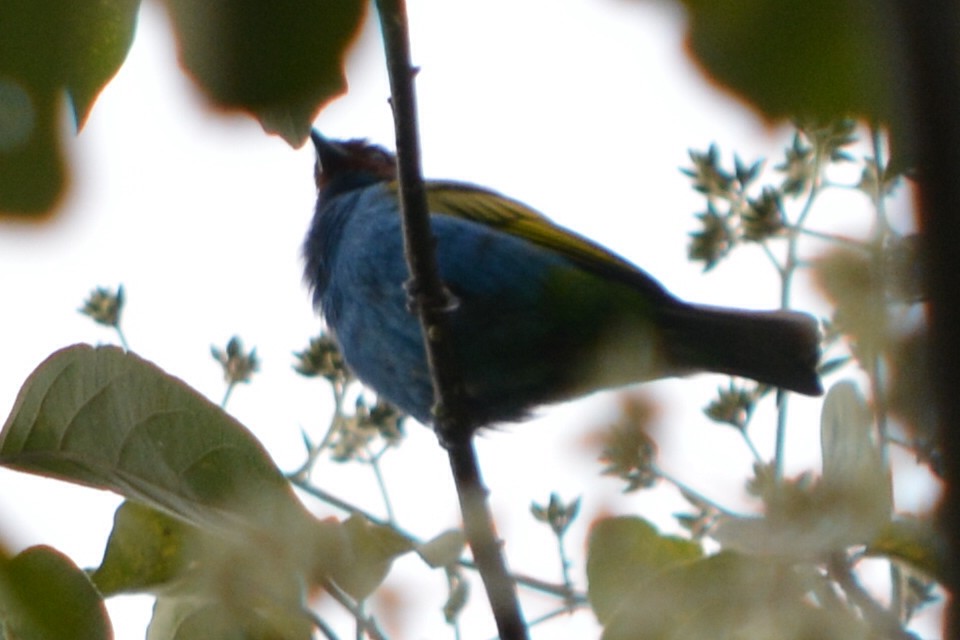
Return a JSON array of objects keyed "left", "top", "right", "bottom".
[{"left": 303, "top": 132, "right": 822, "bottom": 431}]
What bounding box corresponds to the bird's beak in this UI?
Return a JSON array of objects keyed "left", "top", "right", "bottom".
[
  {"left": 310, "top": 130, "right": 350, "bottom": 189},
  {"left": 310, "top": 129, "right": 327, "bottom": 153},
  {"left": 310, "top": 130, "right": 345, "bottom": 170}
]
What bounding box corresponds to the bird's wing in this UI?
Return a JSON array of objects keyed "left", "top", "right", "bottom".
[{"left": 417, "top": 180, "right": 672, "bottom": 299}]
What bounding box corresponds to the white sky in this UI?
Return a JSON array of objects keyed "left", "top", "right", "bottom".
[{"left": 0, "top": 0, "right": 941, "bottom": 637}]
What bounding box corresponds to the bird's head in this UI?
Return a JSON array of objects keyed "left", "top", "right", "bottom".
[{"left": 311, "top": 130, "right": 397, "bottom": 198}]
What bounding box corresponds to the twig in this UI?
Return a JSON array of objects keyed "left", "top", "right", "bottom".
[
  {"left": 371, "top": 2, "right": 528, "bottom": 636},
  {"left": 321, "top": 578, "right": 388, "bottom": 640},
  {"left": 555, "top": 531, "right": 576, "bottom": 607},
  {"left": 827, "top": 554, "right": 916, "bottom": 640},
  {"left": 220, "top": 381, "right": 235, "bottom": 409},
  {"left": 291, "top": 477, "right": 583, "bottom": 601},
  {"left": 305, "top": 608, "right": 341, "bottom": 640},
  {"left": 366, "top": 446, "right": 397, "bottom": 524},
  {"left": 773, "top": 140, "right": 824, "bottom": 481},
  {"left": 738, "top": 427, "right": 765, "bottom": 465},
  {"left": 793, "top": 226, "right": 870, "bottom": 250},
  {"left": 521, "top": 603, "right": 589, "bottom": 633},
  {"left": 114, "top": 325, "right": 130, "bottom": 352},
  {"left": 653, "top": 464, "right": 746, "bottom": 518}
]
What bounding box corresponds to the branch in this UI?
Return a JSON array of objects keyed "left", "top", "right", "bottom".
[
  {"left": 373, "top": 0, "right": 466, "bottom": 438},
  {"left": 321, "top": 578, "right": 388, "bottom": 640},
  {"left": 826, "top": 554, "right": 916, "bottom": 640},
  {"left": 373, "top": 1, "right": 529, "bottom": 637},
  {"left": 292, "top": 478, "right": 585, "bottom": 601}
]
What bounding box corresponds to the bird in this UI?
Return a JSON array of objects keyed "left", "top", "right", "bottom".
[{"left": 303, "top": 131, "right": 822, "bottom": 432}]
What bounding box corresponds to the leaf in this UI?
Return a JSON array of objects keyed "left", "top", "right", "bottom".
[
  {"left": 61, "top": 0, "right": 143, "bottom": 128},
  {"left": 0, "top": 0, "right": 139, "bottom": 215},
  {"left": 820, "top": 382, "right": 887, "bottom": 492},
  {"left": 0, "top": 545, "right": 112, "bottom": 640},
  {"left": 91, "top": 501, "right": 199, "bottom": 596},
  {"left": 813, "top": 247, "right": 888, "bottom": 365},
  {"left": 161, "top": 0, "right": 367, "bottom": 145},
  {"left": 0, "top": 78, "right": 65, "bottom": 214},
  {"left": 586, "top": 516, "right": 702, "bottom": 623},
  {"left": 2, "top": 344, "right": 352, "bottom": 635},
  {"left": 819, "top": 380, "right": 892, "bottom": 534},
  {"left": 332, "top": 514, "right": 414, "bottom": 601},
  {"left": 599, "top": 551, "right": 869, "bottom": 640},
  {"left": 0, "top": 344, "right": 312, "bottom": 539},
  {"left": 442, "top": 569, "right": 469, "bottom": 623},
  {"left": 678, "top": 0, "right": 902, "bottom": 126},
  {"left": 417, "top": 529, "right": 466, "bottom": 569},
  {"left": 147, "top": 593, "right": 312, "bottom": 640},
  {"left": 867, "top": 517, "right": 949, "bottom": 584},
  {"left": 93, "top": 501, "right": 344, "bottom": 637}
]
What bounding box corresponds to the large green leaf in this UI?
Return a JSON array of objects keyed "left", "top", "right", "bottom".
[
  {"left": 677, "top": 0, "right": 904, "bottom": 126},
  {"left": 91, "top": 501, "right": 200, "bottom": 596},
  {"left": 0, "top": 344, "right": 310, "bottom": 539},
  {"left": 586, "top": 516, "right": 702, "bottom": 623},
  {"left": 599, "top": 551, "right": 869, "bottom": 640},
  {"left": 161, "top": 0, "right": 367, "bottom": 145},
  {"left": 0, "top": 0, "right": 140, "bottom": 215},
  {"left": 92, "top": 499, "right": 346, "bottom": 640},
  {"left": 147, "top": 592, "right": 312, "bottom": 640},
  {"left": 0, "top": 545, "right": 112, "bottom": 640}
]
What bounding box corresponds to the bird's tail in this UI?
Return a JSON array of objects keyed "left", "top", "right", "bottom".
[{"left": 661, "top": 304, "right": 823, "bottom": 395}]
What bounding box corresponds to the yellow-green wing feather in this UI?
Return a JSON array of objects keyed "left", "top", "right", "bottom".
[{"left": 420, "top": 180, "right": 672, "bottom": 299}]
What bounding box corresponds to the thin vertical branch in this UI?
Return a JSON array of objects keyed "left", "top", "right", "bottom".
[
  {"left": 373, "top": 0, "right": 528, "bottom": 637},
  {"left": 773, "top": 142, "right": 823, "bottom": 481},
  {"left": 367, "top": 447, "right": 397, "bottom": 524},
  {"left": 448, "top": 443, "right": 529, "bottom": 639}
]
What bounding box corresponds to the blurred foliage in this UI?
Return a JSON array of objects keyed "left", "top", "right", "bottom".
[
  {"left": 211, "top": 335, "right": 260, "bottom": 406},
  {"left": 598, "top": 394, "right": 660, "bottom": 491},
  {"left": 0, "top": 545, "right": 111, "bottom": 640},
  {"left": 531, "top": 493, "right": 581, "bottom": 538},
  {"left": 161, "top": 0, "right": 366, "bottom": 143},
  {"left": 79, "top": 284, "right": 125, "bottom": 329},
  {"left": 0, "top": 342, "right": 414, "bottom": 640},
  {"left": 0, "top": 1, "right": 921, "bottom": 217},
  {"left": 586, "top": 517, "right": 701, "bottom": 624},
  {"left": 0, "top": 121, "right": 947, "bottom": 637},
  {"left": 91, "top": 501, "right": 199, "bottom": 596},
  {"left": 0, "top": 0, "right": 138, "bottom": 214},
  {"left": 0, "top": 0, "right": 948, "bottom": 632},
  {"left": 703, "top": 382, "right": 757, "bottom": 432},
  {"left": 684, "top": 120, "right": 861, "bottom": 272},
  {"left": 293, "top": 333, "right": 352, "bottom": 386},
  {"left": 595, "top": 541, "right": 871, "bottom": 640},
  {"left": 1, "top": 0, "right": 365, "bottom": 217},
  {"left": 676, "top": 0, "right": 906, "bottom": 132},
  {"left": 592, "top": 122, "right": 942, "bottom": 638}
]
